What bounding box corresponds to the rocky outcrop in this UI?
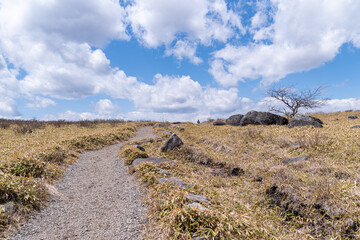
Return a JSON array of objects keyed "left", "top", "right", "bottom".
[
  {"left": 213, "top": 120, "right": 226, "bottom": 125},
  {"left": 348, "top": 115, "right": 358, "bottom": 119},
  {"left": 288, "top": 115, "right": 323, "bottom": 128},
  {"left": 161, "top": 133, "right": 183, "bottom": 152},
  {"left": 240, "top": 111, "right": 288, "bottom": 126},
  {"left": 225, "top": 114, "right": 244, "bottom": 126}
]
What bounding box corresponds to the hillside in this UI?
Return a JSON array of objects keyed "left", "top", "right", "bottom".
[{"left": 123, "top": 111, "right": 360, "bottom": 239}]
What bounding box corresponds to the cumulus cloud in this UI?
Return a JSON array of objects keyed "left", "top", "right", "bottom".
[
  {"left": 210, "top": 0, "right": 360, "bottom": 86},
  {"left": 95, "top": 99, "right": 120, "bottom": 116},
  {"left": 127, "top": 74, "right": 244, "bottom": 121},
  {"left": 127, "top": 0, "right": 243, "bottom": 62},
  {"left": 165, "top": 40, "right": 202, "bottom": 64},
  {"left": 0, "top": 54, "right": 20, "bottom": 117},
  {"left": 0, "top": 0, "right": 132, "bottom": 101},
  {"left": 26, "top": 96, "right": 56, "bottom": 109}
]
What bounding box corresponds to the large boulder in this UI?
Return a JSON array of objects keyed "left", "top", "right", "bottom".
[
  {"left": 240, "top": 111, "right": 288, "bottom": 126},
  {"left": 213, "top": 120, "right": 226, "bottom": 125},
  {"left": 161, "top": 133, "right": 183, "bottom": 152},
  {"left": 348, "top": 115, "right": 358, "bottom": 119},
  {"left": 225, "top": 114, "right": 244, "bottom": 126},
  {"left": 288, "top": 115, "right": 323, "bottom": 128}
]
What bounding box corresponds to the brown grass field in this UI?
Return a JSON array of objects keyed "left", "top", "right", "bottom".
[
  {"left": 122, "top": 111, "right": 360, "bottom": 239},
  {"left": 1, "top": 111, "right": 360, "bottom": 239}
]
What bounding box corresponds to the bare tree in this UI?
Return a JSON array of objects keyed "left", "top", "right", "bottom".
[{"left": 266, "top": 86, "right": 328, "bottom": 118}]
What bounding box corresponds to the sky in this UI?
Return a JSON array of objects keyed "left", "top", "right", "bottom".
[{"left": 0, "top": 0, "right": 360, "bottom": 122}]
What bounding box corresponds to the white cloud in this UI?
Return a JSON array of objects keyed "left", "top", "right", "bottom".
[
  {"left": 165, "top": 40, "right": 202, "bottom": 64},
  {"left": 127, "top": 74, "right": 244, "bottom": 121},
  {"left": 0, "top": 0, "right": 133, "bottom": 101},
  {"left": 0, "top": 54, "right": 20, "bottom": 117},
  {"left": 210, "top": 0, "right": 360, "bottom": 86},
  {"left": 95, "top": 99, "right": 120, "bottom": 116},
  {"left": 127, "top": 0, "right": 243, "bottom": 62},
  {"left": 26, "top": 96, "right": 56, "bottom": 109}
]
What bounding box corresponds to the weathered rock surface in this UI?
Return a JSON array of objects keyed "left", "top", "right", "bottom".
[
  {"left": 348, "top": 115, "right": 358, "bottom": 119},
  {"left": 288, "top": 115, "right": 323, "bottom": 128},
  {"left": 157, "top": 168, "right": 171, "bottom": 175},
  {"left": 132, "top": 157, "right": 176, "bottom": 170},
  {"left": 158, "top": 177, "right": 193, "bottom": 189},
  {"left": 240, "top": 111, "right": 288, "bottom": 126},
  {"left": 225, "top": 114, "right": 244, "bottom": 126},
  {"left": 283, "top": 155, "right": 309, "bottom": 164},
  {"left": 351, "top": 125, "right": 360, "bottom": 129},
  {"left": 187, "top": 202, "right": 209, "bottom": 211},
  {"left": 1, "top": 201, "right": 15, "bottom": 215},
  {"left": 231, "top": 167, "right": 244, "bottom": 176},
  {"left": 213, "top": 120, "right": 226, "bottom": 125},
  {"left": 161, "top": 133, "right": 183, "bottom": 152},
  {"left": 186, "top": 193, "right": 211, "bottom": 203}
]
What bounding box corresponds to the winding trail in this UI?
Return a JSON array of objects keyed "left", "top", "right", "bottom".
[{"left": 9, "top": 127, "right": 156, "bottom": 240}]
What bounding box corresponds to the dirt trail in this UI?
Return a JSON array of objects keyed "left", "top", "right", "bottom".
[{"left": 9, "top": 126, "right": 156, "bottom": 240}]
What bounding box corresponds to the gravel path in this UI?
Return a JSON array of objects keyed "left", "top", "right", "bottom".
[{"left": 9, "top": 126, "right": 156, "bottom": 240}]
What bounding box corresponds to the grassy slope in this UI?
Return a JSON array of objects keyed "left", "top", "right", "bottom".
[
  {"left": 132, "top": 111, "right": 360, "bottom": 239},
  {"left": 0, "top": 121, "right": 138, "bottom": 236}
]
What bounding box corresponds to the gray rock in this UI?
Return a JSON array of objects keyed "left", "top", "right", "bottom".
[
  {"left": 157, "top": 168, "right": 171, "bottom": 175},
  {"left": 160, "top": 133, "right": 183, "bottom": 152},
  {"left": 186, "top": 193, "right": 211, "bottom": 203},
  {"left": 213, "top": 120, "right": 226, "bottom": 125},
  {"left": 158, "top": 177, "right": 193, "bottom": 189},
  {"left": 240, "top": 111, "right": 288, "bottom": 126},
  {"left": 132, "top": 157, "right": 176, "bottom": 170},
  {"left": 187, "top": 202, "right": 209, "bottom": 211},
  {"left": 348, "top": 115, "right": 358, "bottom": 119},
  {"left": 191, "top": 234, "right": 209, "bottom": 240},
  {"left": 163, "top": 130, "right": 172, "bottom": 134},
  {"left": 225, "top": 114, "right": 244, "bottom": 126},
  {"left": 155, "top": 138, "right": 162, "bottom": 142},
  {"left": 351, "top": 125, "right": 360, "bottom": 129},
  {"left": 1, "top": 201, "right": 15, "bottom": 215},
  {"left": 283, "top": 155, "right": 309, "bottom": 164},
  {"left": 133, "top": 145, "right": 145, "bottom": 151},
  {"left": 231, "top": 167, "right": 244, "bottom": 176},
  {"left": 288, "top": 115, "right": 323, "bottom": 128}
]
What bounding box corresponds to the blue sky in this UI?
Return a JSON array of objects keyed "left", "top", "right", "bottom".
[{"left": 0, "top": 0, "right": 359, "bottom": 122}]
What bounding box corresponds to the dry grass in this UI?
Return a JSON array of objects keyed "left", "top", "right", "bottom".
[
  {"left": 138, "top": 111, "right": 360, "bottom": 239},
  {"left": 0, "top": 120, "right": 138, "bottom": 236}
]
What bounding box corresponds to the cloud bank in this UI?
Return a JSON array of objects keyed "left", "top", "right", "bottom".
[{"left": 0, "top": 0, "right": 359, "bottom": 120}]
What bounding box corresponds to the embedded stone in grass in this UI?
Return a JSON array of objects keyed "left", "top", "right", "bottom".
[
  {"left": 191, "top": 233, "right": 210, "bottom": 240},
  {"left": 231, "top": 167, "right": 244, "bottom": 176},
  {"left": 160, "top": 133, "right": 183, "bottom": 152},
  {"left": 351, "top": 125, "right": 360, "bottom": 129},
  {"left": 136, "top": 145, "right": 145, "bottom": 151},
  {"left": 213, "top": 120, "right": 226, "bottom": 125},
  {"left": 157, "top": 168, "right": 171, "bottom": 175},
  {"left": 288, "top": 115, "right": 323, "bottom": 128},
  {"left": 187, "top": 202, "right": 209, "bottom": 211},
  {"left": 158, "top": 177, "right": 193, "bottom": 189},
  {"left": 282, "top": 155, "right": 309, "bottom": 164},
  {"left": 163, "top": 130, "right": 172, "bottom": 134},
  {"left": 348, "top": 115, "right": 358, "bottom": 119},
  {"left": 0, "top": 202, "right": 15, "bottom": 215},
  {"left": 186, "top": 193, "right": 211, "bottom": 204},
  {"left": 132, "top": 157, "right": 176, "bottom": 170}
]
